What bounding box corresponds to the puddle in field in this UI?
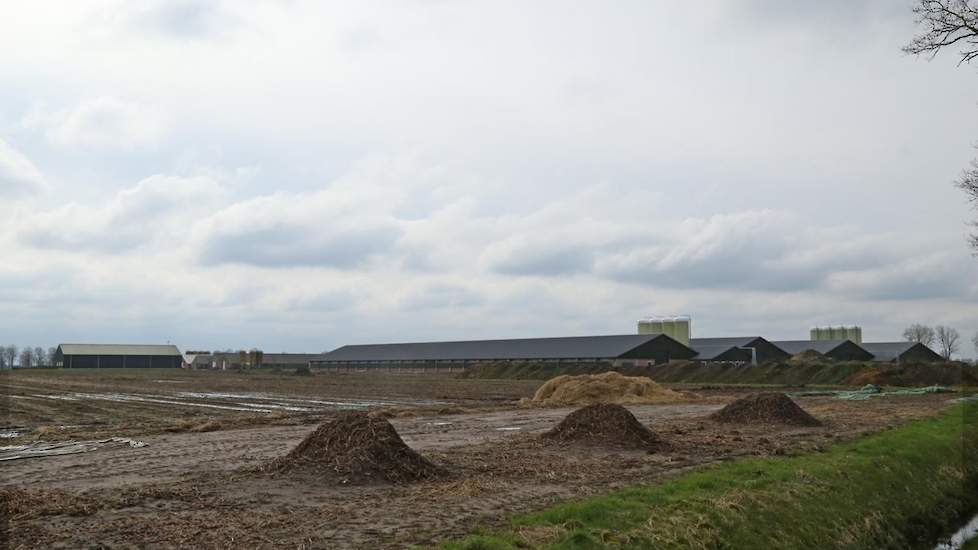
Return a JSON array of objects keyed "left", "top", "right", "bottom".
[
  {"left": 32, "top": 394, "right": 79, "bottom": 401},
  {"left": 33, "top": 392, "right": 273, "bottom": 413},
  {"left": 233, "top": 402, "right": 312, "bottom": 412},
  {"left": 496, "top": 427, "right": 522, "bottom": 431},
  {"left": 0, "top": 437, "right": 148, "bottom": 461},
  {"left": 0, "top": 431, "right": 20, "bottom": 438},
  {"left": 26, "top": 390, "right": 451, "bottom": 414},
  {"left": 935, "top": 512, "right": 978, "bottom": 549},
  {"left": 153, "top": 380, "right": 186, "bottom": 384},
  {"left": 175, "top": 391, "right": 450, "bottom": 409}
]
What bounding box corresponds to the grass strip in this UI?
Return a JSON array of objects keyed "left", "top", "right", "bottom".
[{"left": 442, "top": 402, "right": 978, "bottom": 550}]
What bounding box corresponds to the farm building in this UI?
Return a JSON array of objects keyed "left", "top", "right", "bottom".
[
  {"left": 689, "top": 337, "right": 789, "bottom": 364},
  {"left": 262, "top": 353, "right": 327, "bottom": 368},
  {"left": 315, "top": 334, "right": 696, "bottom": 368},
  {"left": 183, "top": 352, "right": 216, "bottom": 369},
  {"left": 772, "top": 340, "right": 874, "bottom": 362},
  {"left": 861, "top": 342, "right": 943, "bottom": 363},
  {"left": 54, "top": 344, "right": 183, "bottom": 368},
  {"left": 209, "top": 351, "right": 264, "bottom": 369}
]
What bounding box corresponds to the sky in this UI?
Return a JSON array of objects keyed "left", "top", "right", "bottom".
[{"left": 1, "top": 0, "right": 977, "bottom": 358}]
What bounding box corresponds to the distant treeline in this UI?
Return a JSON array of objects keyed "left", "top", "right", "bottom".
[{"left": 0, "top": 345, "right": 57, "bottom": 368}]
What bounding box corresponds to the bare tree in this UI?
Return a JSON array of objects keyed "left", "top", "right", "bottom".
[
  {"left": 34, "top": 347, "right": 46, "bottom": 366},
  {"left": 18, "top": 348, "right": 33, "bottom": 368},
  {"left": 936, "top": 325, "right": 961, "bottom": 360},
  {"left": 958, "top": 158, "right": 978, "bottom": 251},
  {"left": 905, "top": 0, "right": 978, "bottom": 63},
  {"left": 903, "top": 323, "right": 937, "bottom": 346},
  {"left": 905, "top": 0, "right": 978, "bottom": 252},
  {"left": 973, "top": 330, "right": 978, "bottom": 355},
  {"left": 47, "top": 346, "right": 57, "bottom": 367},
  {"left": 3, "top": 346, "right": 17, "bottom": 368}
]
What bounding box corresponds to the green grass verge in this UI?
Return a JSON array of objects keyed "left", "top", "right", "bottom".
[{"left": 441, "top": 402, "right": 978, "bottom": 550}]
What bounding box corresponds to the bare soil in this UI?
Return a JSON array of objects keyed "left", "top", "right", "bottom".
[{"left": 0, "top": 369, "right": 960, "bottom": 549}]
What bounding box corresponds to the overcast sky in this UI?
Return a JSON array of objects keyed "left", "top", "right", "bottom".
[{"left": 2, "top": 0, "right": 977, "bottom": 357}]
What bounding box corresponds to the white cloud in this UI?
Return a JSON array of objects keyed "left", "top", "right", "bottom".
[
  {"left": 23, "top": 97, "right": 167, "bottom": 151},
  {"left": 18, "top": 174, "right": 225, "bottom": 252},
  {"left": 0, "top": 138, "right": 45, "bottom": 196}
]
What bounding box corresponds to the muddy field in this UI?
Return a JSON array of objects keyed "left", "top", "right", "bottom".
[
  {"left": 0, "top": 369, "right": 961, "bottom": 549},
  {"left": 0, "top": 369, "right": 540, "bottom": 442}
]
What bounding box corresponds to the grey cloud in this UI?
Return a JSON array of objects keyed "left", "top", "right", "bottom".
[
  {"left": 732, "top": 0, "right": 907, "bottom": 26},
  {"left": 489, "top": 244, "right": 595, "bottom": 277},
  {"left": 19, "top": 225, "right": 143, "bottom": 253},
  {"left": 400, "top": 284, "right": 483, "bottom": 311},
  {"left": 129, "top": 0, "right": 235, "bottom": 38},
  {"left": 289, "top": 291, "right": 355, "bottom": 312},
  {"left": 198, "top": 224, "right": 401, "bottom": 269},
  {"left": 826, "top": 253, "right": 978, "bottom": 301}
]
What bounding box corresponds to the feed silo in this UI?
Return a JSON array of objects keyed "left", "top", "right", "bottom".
[
  {"left": 637, "top": 315, "right": 691, "bottom": 346},
  {"left": 810, "top": 326, "right": 862, "bottom": 344}
]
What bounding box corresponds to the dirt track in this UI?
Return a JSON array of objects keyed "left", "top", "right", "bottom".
[{"left": 1, "top": 388, "right": 956, "bottom": 549}]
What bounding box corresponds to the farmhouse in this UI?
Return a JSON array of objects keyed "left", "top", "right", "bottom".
[
  {"left": 772, "top": 340, "right": 874, "bottom": 361},
  {"left": 54, "top": 344, "right": 183, "bottom": 368},
  {"left": 689, "top": 337, "right": 789, "bottom": 364},
  {"left": 315, "top": 334, "right": 696, "bottom": 368},
  {"left": 861, "top": 342, "right": 943, "bottom": 363}
]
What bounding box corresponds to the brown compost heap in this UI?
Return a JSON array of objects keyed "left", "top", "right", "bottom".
[
  {"left": 526, "top": 372, "right": 687, "bottom": 407},
  {"left": 710, "top": 392, "right": 821, "bottom": 426},
  {"left": 265, "top": 411, "right": 443, "bottom": 483},
  {"left": 542, "top": 403, "right": 663, "bottom": 449}
]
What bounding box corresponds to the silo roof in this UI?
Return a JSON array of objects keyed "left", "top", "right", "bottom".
[{"left": 58, "top": 344, "right": 182, "bottom": 356}]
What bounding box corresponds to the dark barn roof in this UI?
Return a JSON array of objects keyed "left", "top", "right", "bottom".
[
  {"left": 772, "top": 340, "right": 873, "bottom": 361},
  {"left": 861, "top": 342, "right": 943, "bottom": 363},
  {"left": 318, "top": 334, "right": 695, "bottom": 363},
  {"left": 689, "top": 337, "right": 788, "bottom": 363},
  {"left": 690, "top": 343, "right": 753, "bottom": 362}
]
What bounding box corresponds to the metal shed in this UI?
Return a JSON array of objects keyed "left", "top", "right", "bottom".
[
  {"left": 772, "top": 340, "right": 874, "bottom": 362},
  {"left": 315, "top": 334, "right": 696, "bottom": 368},
  {"left": 861, "top": 342, "right": 943, "bottom": 363},
  {"left": 261, "top": 353, "right": 327, "bottom": 368},
  {"left": 54, "top": 344, "right": 183, "bottom": 368},
  {"left": 689, "top": 337, "right": 789, "bottom": 364}
]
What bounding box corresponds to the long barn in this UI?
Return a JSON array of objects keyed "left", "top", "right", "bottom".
[
  {"left": 315, "top": 334, "right": 696, "bottom": 368},
  {"left": 54, "top": 344, "right": 183, "bottom": 368}
]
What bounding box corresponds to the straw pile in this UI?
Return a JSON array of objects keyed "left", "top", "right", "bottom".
[{"left": 526, "top": 372, "right": 686, "bottom": 406}]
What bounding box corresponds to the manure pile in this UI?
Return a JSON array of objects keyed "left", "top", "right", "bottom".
[
  {"left": 711, "top": 393, "right": 821, "bottom": 426},
  {"left": 527, "top": 371, "right": 686, "bottom": 407},
  {"left": 265, "top": 411, "right": 443, "bottom": 483},
  {"left": 542, "top": 403, "right": 662, "bottom": 449}
]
